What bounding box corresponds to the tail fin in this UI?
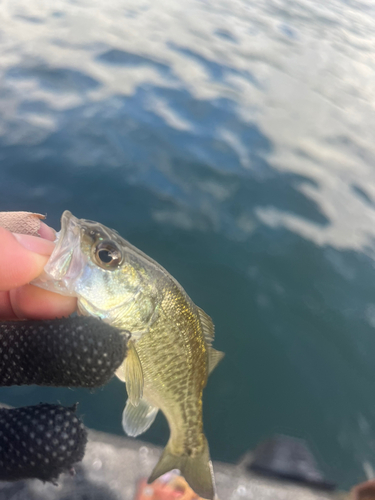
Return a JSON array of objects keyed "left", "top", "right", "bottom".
[{"left": 147, "top": 436, "right": 216, "bottom": 500}]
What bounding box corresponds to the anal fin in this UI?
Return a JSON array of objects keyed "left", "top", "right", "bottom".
[{"left": 122, "top": 398, "right": 159, "bottom": 437}]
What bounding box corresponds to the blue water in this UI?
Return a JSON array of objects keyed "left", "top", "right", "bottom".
[{"left": 1, "top": 0, "right": 375, "bottom": 490}]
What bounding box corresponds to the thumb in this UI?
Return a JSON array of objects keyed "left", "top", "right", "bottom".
[{"left": 0, "top": 228, "right": 54, "bottom": 291}]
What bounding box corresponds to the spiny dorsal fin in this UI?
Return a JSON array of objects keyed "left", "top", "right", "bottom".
[
  {"left": 208, "top": 347, "right": 225, "bottom": 375},
  {"left": 197, "top": 307, "right": 215, "bottom": 346},
  {"left": 124, "top": 340, "right": 144, "bottom": 406}
]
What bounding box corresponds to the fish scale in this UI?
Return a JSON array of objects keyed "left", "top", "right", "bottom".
[
  {"left": 137, "top": 284, "right": 206, "bottom": 456},
  {"left": 33, "top": 210, "right": 224, "bottom": 500}
]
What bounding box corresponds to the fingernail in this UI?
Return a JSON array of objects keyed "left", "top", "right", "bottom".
[
  {"left": 38, "top": 222, "right": 56, "bottom": 241},
  {"left": 13, "top": 233, "right": 55, "bottom": 256}
]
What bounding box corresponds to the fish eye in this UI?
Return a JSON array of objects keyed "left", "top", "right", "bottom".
[{"left": 94, "top": 241, "right": 122, "bottom": 269}]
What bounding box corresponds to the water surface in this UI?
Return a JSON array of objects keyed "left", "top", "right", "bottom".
[{"left": 1, "top": 0, "right": 375, "bottom": 489}]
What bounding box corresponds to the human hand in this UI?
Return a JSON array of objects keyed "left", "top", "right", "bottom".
[
  {"left": 0, "top": 213, "right": 128, "bottom": 483},
  {"left": 0, "top": 216, "right": 76, "bottom": 320}
]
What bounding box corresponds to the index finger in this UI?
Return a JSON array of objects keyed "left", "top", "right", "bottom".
[{"left": 0, "top": 228, "right": 54, "bottom": 291}]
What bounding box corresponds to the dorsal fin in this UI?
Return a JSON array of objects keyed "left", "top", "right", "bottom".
[
  {"left": 208, "top": 347, "right": 225, "bottom": 375},
  {"left": 197, "top": 307, "right": 215, "bottom": 346}
]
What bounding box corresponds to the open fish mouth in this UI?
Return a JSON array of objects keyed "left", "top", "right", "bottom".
[{"left": 33, "top": 210, "right": 86, "bottom": 296}]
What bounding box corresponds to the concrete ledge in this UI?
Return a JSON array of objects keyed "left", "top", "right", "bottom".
[{"left": 0, "top": 428, "right": 348, "bottom": 499}]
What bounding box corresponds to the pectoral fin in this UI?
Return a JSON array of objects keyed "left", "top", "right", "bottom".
[
  {"left": 122, "top": 398, "right": 159, "bottom": 437},
  {"left": 208, "top": 347, "right": 225, "bottom": 375},
  {"left": 115, "top": 362, "right": 125, "bottom": 382},
  {"left": 124, "top": 340, "right": 144, "bottom": 406}
]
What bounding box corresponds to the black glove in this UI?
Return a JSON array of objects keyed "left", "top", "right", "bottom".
[{"left": 0, "top": 316, "right": 128, "bottom": 483}]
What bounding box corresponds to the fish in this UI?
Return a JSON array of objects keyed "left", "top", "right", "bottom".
[{"left": 33, "top": 210, "right": 224, "bottom": 500}]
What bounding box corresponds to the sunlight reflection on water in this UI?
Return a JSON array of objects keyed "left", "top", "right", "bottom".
[{"left": 1, "top": 0, "right": 375, "bottom": 489}]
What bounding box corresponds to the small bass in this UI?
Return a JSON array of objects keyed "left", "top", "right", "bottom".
[{"left": 34, "top": 211, "right": 224, "bottom": 499}]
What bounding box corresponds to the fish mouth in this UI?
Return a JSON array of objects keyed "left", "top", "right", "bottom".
[{"left": 33, "top": 210, "right": 86, "bottom": 296}]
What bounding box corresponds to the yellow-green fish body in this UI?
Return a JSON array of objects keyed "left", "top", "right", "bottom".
[{"left": 34, "top": 211, "right": 223, "bottom": 500}]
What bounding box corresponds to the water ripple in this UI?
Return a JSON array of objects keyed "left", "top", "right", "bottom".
[{"left": 1, "top": 0, "right": 375, "bottom": 490}]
